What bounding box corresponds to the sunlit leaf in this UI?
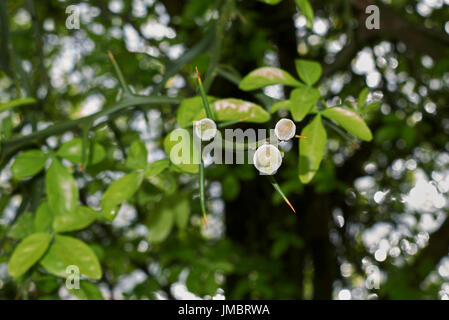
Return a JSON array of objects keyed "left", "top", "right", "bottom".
[
  {"left": 101, "top": 171, "right": 144, "bottom": 221},
  {"left": 239, "top": 67, "right": 301, "bottom": 91},
  {"left": 258, "top": 0, "right": 282, "bottom": 4},
  {"left": 68, "top": 281, "right": 104, "bottom": 300},
  {"left": 45, "top": 158, "right": 79, "bottom": 216},
  {"left": 295, "top": 59, "right": 322, "bottom": 85},
  {"left": 52, "top": 235, "right": 102, "bottom": 280},
  {"left": 299, "top": 114, "right": 327, "bottom": 183},
  {"left": 270, "top": 100, "right": 291, "bottom": 114},
  {"left": 210, "top": 99, "right": 270, "bottom": 123},
  {"left": 40, "top": 243, "right": 69, "bottom": 278},
  {"left": 177, "top": 96, "right": 217, "bottom": 127},
  {"left": 358, "top": 88, "right": 370, "bottom": 108},
  {"left": 145, "top": 159, "right": 170, "bottom": 177},
  {"left": 290, "top": 86, "right": 320, "bottom": 121},
  {"left": 147, "top": 171, "right": 177, "bottom": 194},
  {"left": 164, "top": 128, "right": 199, "bottom": 174},
  {"left": 11, "top": 149, "right": 48, "bottom": 180},
  {"left": 8, "top": 232, "right": 52, "bottom": 278},
  {"left": 53, "top": 206, "right": 97, "bottom": 233},
  {"left": 34, "top": 201, "right": 54, "bottom": 233},
  {"left": 174, "top": 197, "right": 190, "bottom": 229},
  {"left": 321, "top": 107, "right": 373, "bottom": 141},
  {"left": 146, "top": 207, "right": 174, "bottom": 243},
  {"left": 8, "top": 212, "right": 34, "bottom": 240},
  {"left": 56, "top": 138, "right": 105, "bottom": 165},
  {"left": 177, "top": 96, "right": 270, "bottom": 127},
  {"left": 295, "top": 0, "right": 314, "bottom": 29},
  {"left": 125, "top": 140, "right": 148, "bottom": 170}
]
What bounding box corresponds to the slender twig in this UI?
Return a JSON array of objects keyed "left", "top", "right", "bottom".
[
  {"left": 199, "top": 158, "right": 208, "bottom": 228},
  {"left": 268, "top": 176, "right": 296, "bottom": 214},
  {"left": 0, "top": 95, "right": 181, "bottom": 169},
  {"left": 203, "top": 0, "right": 231, "bottom": 92},
  {"left": 195, "top": 67, "right": 214, "bottom": 120},
  {"left": 108, "top": 51, "right": 132, "bottom": 96}
]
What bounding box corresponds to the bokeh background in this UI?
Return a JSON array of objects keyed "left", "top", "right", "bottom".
[{"left": 1, "top": 0, "right": 449, "bottom": 300}]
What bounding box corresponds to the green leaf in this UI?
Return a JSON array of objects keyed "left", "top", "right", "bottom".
[
  {"left": 177, "top": 96, "right": 270, "bottom": 127},
  {"left": 164, "top": 128, "right": 199, "bottom": 174},
  {"left": 321, "top": 107, "right": 373, "bottom": 141},
  {"left": 101, "top": 171, "right": 144, "bottom": 221},
  {"left": 40, "top": 243, "right": 69, "bottom": 278},
  {"left": 211, "top": 99, "right": 270, "bottom": 123},
  {"left": 8, "top": 232, "right": 52, "bottom": 278},
  {"left": 147, "top": 171, "right": 177, "bottom": 194},
  {"left": 1, "top": 115, "right": 13, "bottom": 139},
  {"left": 145, "top": 159, "right": 176, "bottom": 194},
  {"left": 177, "top": 96, "right": 217, "bottom": 127},
  {"left": 56, "top": 138, "right": 105, "bottom": 165},
  {"left": 0, "top": 97, "right": 37, "bottom": 112},
  {"left": 145, "top": 159, "right": 170, "bottom": 177},
  {"left": 375, "top": 125, "right": 398, "bottom": 145},
  {"left": 290, "top": 86, "right": 321, "bottom": 121},
  {"left": 125, "top": 140, "right": 148, "bottom": 170},
  {"left": 8, "top": 212, "right": 34, "bottom": 240},
  {"left": 11, "top": 149, "right": 48, "bottom": 179},
  {"left": 69, "top": 281, "right": 104, "bottom": 300},
  {"left": 270, "top": 100, "right": 291, "bottom": 114},
  {"left": 45, "top": 158, "right": 79, "bottom": 216},
  {"left": 52, "top": 235, "right": 102, "bottom": 280},
  {"left": 362, "top": 102, "right": 380, "bottom": 114},
  {"left": 295, "top": 59, "right": 322, "bottom": 85},
  {"left": 358, "top": 88, "right": 370, "bottom": 108},
  {"left": 222, "top": 175, "right": 240, "bottom": 201},
  {"left": 34, "top": 201, "right": 54, "bottom": 233},
  {"left": 146, "top": 207, "right": 174, "bottom": 243},
  {"left": 299, "top": 114, "right": 327, "bottom": 184},
  {"left": 258, "top": 0, "right": 282, "bottom": 4},
  {"left": 295, "top": 0, "right": 314, "bottom": 29},
  {"left": 53, "top": 206, "right": 97, "bottom": 233},
  {"left": 239, "top": 67, "right": 301, "bottom": 91},
  {"left": 174, "top": 197, "right": 190, "bottom": 229}
]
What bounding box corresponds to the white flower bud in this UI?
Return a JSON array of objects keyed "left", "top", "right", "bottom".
[
  {"left": 274, "top": 118, "right": 296, "bottom": 141},
  {"left": 253, "top": 144, "right": 282, "bottom": 175},
  {"left": 194, "top": 118, "right": 217, "bottom": 141}
]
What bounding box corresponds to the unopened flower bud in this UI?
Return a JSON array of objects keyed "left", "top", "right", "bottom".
[
  {"left": 253, "top": 144, "right": 282, "bottom": 175},
  {"left": 274, "top": 118, "right": 296, "bottom": 141},
  {"left": 194, "top": 118, "right": 217, "bottom": 141}
]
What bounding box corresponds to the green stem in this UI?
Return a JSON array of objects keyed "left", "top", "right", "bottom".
[
  {"left": 0, "top": 96, "right": 181, "bottom": 166},
  {"left": 153, "top": 27, "right": 215, "bottom": 93},
  {"left": 108, "top": 51, "right": 132, "bottom": 96},
  {"left": 203, "top": 0, "right": 230, "bottom": 93},
  {"left": 196, "top": 67, "right": 215, "bottom": 120},
  {"left": 0, "top": 98, "right": 37, "bottom": 112},
  {"left": 80, "top": 121, "right": 92, "bottom": 171},
  {"left": 199, "top": 157, "right": 208, "bottom": 226}
]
